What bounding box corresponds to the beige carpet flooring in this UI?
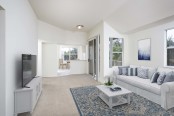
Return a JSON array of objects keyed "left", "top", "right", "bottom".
[{"left": 19, "top": 74, "right": 100, "bottom": 116}]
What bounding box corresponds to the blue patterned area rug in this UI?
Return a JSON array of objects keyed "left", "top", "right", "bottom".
[{"left": 70, "top": 86, "right": 174, "bottom": 116}]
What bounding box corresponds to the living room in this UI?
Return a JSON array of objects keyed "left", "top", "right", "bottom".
[{"left": 1, "top": 0, "right": 174, "bottom": 116}]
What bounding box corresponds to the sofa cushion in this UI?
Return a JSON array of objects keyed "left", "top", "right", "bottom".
[
  {"left": 157, "top": 67, "right": 174, "bottom": 74},
  {"left": 130, "top": 65, "right": 140, "bottom": 68},
  {"left": 137, "top": 67, "right": 148, "bottom": 79},
  {"left": 148, "top": 68, "right": 157, "bottom": 79},
  {"left": 140, "top": 66, "right": 157, "bottom": 79},
  {"left": 163, "top": 71, "right": 174, "bottom": 83},
  {"left": 117, "top": 75, "right": 161, "bottom": 95}
]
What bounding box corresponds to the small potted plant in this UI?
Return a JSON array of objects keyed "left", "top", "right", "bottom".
[{"left": 104, "top": 76, "right": 113, "bottom": 86}]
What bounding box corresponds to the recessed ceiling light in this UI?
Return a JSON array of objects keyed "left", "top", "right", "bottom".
[{"left": 76, "top": 25, "right": 84, "bottom": 30}]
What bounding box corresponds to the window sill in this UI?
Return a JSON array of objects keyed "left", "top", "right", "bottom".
[{"left": 163, "top": 66, "right": 174, "bottom": 69}]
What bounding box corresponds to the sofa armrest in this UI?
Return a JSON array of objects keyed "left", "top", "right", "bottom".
[
  {"left": 113, "top": 67, "right": 119, "bottom": 83},
  {"left": 161, "top": 82, "right": 174, "bottom": 110},
  {"left": 161, "top": 82, "right": 174, "bottom": 93},
  {"left": 113, "top": 68, "right": 119, "bottom": 77}
]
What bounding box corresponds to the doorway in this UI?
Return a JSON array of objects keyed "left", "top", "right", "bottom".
[{"left": 88, "top": 35, "right": 100, "bottom": 81}]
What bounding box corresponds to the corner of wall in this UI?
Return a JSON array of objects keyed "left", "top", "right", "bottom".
[{"left": 0, "top": 7, "right": 6, "bottom": 116}]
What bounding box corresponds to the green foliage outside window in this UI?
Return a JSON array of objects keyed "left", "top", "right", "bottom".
[
  {"left": 70, "top": 48, "right": 78, "bottom": 54},
  {"left": 63, "top": 48, "right": 78, "bottom": 60},
  {"left": 113, "top": 53, "right": 122, "bottom": 61},
  {"left": 166, "top": 29, "right": 174, "bottom": 66},
  {"left": 110, "top": 38, "right": 123, "bottom": 67},
  {"left": 167, "top": 36, "right": 174, "bottom": 47},
  {"left": 113, "top": 39, "right": 122, "bottom": 52}
]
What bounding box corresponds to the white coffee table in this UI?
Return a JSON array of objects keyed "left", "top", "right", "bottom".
[{"left": 96, "top": 84, "right": 132, "bottom": 108}]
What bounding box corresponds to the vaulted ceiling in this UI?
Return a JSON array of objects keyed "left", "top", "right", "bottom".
[{"left": 29, "top": 0, "right": 174, "bottom": 34}]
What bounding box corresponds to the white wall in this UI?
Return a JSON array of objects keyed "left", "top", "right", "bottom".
[
  {"left": 0, "top": 0, "right": 38, "bottom": 116},
  {"left": 103, "top": 22, "right": 129, "bottom": 76},
  {"left": 57, "top": 45, "right": 60, "bottom": 68},
  {"left": 38, "top": 21, "right": 88, "bottom": 45},
  {"left": 42, "top": 43, "right": 58, "bottom": 77},
  {"left": 88, "top": 22, "right": 129, "bottom": 83},
  {"left": 38, "top": 21, "right": 88, "bottom": 77},
  {"left": 70, "top": 60, "right": 87, "bottom": 74},
  {"left": 127, "top": 21, "right": 174, "bottom": 67},
  {"left": 0, "top": 9, "right": 6, "bottom": 116},
  {"left": 37, "top": 40, "right": 43, "bottom": 76}
]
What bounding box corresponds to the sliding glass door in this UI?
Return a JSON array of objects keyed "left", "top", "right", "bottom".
[{"left": 88, "top": 35, "right": 100, "bottom": 81}]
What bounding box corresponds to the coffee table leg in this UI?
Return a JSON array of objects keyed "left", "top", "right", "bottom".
[
  {"left": 109, "top": 97, "right": 112, "bottom": 109},
  {"left": 128, "top": 94, "right": 130, "bottom": 104}
]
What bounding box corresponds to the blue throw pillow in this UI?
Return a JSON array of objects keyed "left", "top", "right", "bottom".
[
  {"left": 157, "top": 72, "right": 166, "bottom": 85},
  {"left": 151, "top": 72, "right": 160, "bottom": 83}
]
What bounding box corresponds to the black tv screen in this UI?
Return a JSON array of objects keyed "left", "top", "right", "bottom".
[{"left": 22, "top": 54, "right": 37, "bottom": 87}]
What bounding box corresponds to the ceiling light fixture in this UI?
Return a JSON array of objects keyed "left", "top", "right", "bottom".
[{"left": 76, "top": 25, "right": 84, "bottom": 30}]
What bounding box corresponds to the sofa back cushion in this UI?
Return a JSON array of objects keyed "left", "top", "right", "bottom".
[
  {"left": 148, "top": 68, "right": 157, "bottom": 79},
  {"left": 137, "top": 67, "right": 148, "bottom": 79},
  {"left": 163, "top": 71, "right": 174, "bottom": 83},
  {"left": 157, "top": 67, "right": 174, "bottom": 74},
  {"left": 130, "top": 65, "right": 140, "bottom": 68},
  {"left": 141, "top": 66, "right": 157, "bottom": 79}
]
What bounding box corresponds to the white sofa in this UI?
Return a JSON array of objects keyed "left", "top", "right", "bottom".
[{"left": 113, "top": 66, "right": 174, "bottom": 110}]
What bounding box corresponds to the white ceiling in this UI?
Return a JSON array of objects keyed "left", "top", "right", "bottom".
[
  {"left": 106, "top": 0, "right": 174, "bottom": 34},
  {"left": 29, "top": 0, "right": 128, "bottom": 31},
  {"left": 29, "top": 0, "right": 174, "bottom": 34}
]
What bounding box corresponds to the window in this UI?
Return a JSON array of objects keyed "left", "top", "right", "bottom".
[
  {"left": 69, "top": 48, "right": 78, "bottom": 60},
  {"left": 166, "top": 29, "right": 174, "bottom": 66},
  {"left": 109, "top": 38, "right": 123, "bottom": 67},
  {"left": 61, "top": 48, "right": 78, "bottom": 61}
]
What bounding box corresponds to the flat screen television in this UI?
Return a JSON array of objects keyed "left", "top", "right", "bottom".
[{"left": 22, "top": 54, "right": 37, "bottom": 87}]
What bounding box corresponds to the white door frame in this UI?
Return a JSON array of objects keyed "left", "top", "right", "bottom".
[{"left": 88, "top": 35, "right": 100, "bottom": 81}]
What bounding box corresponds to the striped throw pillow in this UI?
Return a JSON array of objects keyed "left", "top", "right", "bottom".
[
  {"left": 122, "top": 68, "right": 128, "bottom": 75},
  {"left": 127, "top": 68, "right": 137, "bottom": 76},
  {"left": 118, "top": 66, "right": 129, "bottom": 75}
]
